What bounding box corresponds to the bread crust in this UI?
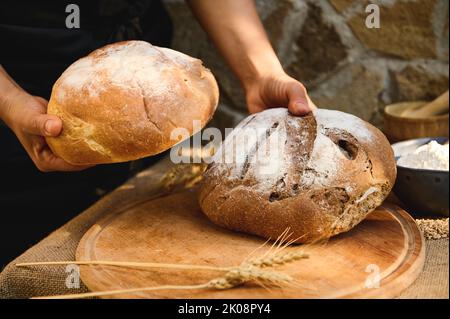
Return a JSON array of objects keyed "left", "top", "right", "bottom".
[
  {"left": 46, "top": 41, "right": 219, "bottom": 165},
  {"left": 199, "top": 108, "right": 397, "bottom": 243}
]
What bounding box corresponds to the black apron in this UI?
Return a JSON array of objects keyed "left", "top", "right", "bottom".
[{"left": 0, "top": 0, "right": 172, "bottom": 268}]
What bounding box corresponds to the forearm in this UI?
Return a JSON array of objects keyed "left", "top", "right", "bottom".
[
  {"left": 0, "top": 65, "right": 24, "bottom": 122},
  {"left": 187, "top": 0, "right": 283, "bottom": 91}
]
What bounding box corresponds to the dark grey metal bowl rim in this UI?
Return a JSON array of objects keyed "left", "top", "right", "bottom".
[{"left": 395, "top": 162, "right": 449, "bottom": 174}]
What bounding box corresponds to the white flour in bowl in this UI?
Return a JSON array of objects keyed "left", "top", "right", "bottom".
[{"left": 397, "top": 140, "right": 449, "bottom": 171}]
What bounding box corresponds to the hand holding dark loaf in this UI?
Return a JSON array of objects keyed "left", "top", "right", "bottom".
[
  {"left": 46, "top": 41, "right": 219, "bottom": 165},
  {"left": 199, "top": 108, "right": 396, "bottom": 243}
]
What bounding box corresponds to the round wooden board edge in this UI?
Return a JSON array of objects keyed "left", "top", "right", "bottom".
[
  {"left": 76, "top": 202, "right": 426, "bottom": 299},
  {"left": 343, "top": 203, "right": 425, "bottom": 298}
]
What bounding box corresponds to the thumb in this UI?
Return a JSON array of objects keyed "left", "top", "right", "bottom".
[
  {"left": 22, "top": 113, "right": 62, "bottom": 137},
  {"left": 286, "top": 82, "right": 314, "bottom": 116}
]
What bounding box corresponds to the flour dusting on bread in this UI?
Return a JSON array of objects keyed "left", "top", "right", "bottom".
[
  {"left": 47, "top": 41, "right": 219, "bottom": 165},
  {"left": 57, "top": 42, "right": 188, "bottom": 101}
]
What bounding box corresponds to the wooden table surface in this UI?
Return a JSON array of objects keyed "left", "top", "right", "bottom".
[{"left": 0, "top": 157, "right": 448, "bottom": 299}]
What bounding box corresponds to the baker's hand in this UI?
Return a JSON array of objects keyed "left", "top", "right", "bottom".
[
  {"left": 245, "top": 71, "right": 317, "bottom": 115},
  {"left": 1, "top": 90, "right": 91, "bottom": 172}
]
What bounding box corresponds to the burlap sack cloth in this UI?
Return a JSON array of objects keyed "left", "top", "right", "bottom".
[{"left": 1, "top": 157, "right": 448, "bottom": 299}]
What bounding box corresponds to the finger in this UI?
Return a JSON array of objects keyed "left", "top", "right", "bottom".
[
  {"left": 30, "top": 136, "right": 93, "bottom": 172},
  {"left": 22, "top": 113, "right": 62, "bottom": 137},
  {"left": 286, "top": 83, "right": 314, "bottom": 116},
  {"left": 32, "top": 95, "right": 48, "bottom": 105},
  {"left": 40, "top": 146, "right": 94, "bottom": 172}
]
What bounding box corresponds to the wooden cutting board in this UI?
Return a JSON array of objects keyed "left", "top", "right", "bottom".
[{"left": 76, "top": 188, "right": 425, "bottom": 299}]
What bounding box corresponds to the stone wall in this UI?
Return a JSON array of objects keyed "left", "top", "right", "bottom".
[{"left": 163, "top": 0, "right": 449, "bottom": 128}]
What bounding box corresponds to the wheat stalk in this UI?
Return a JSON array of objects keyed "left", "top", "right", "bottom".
[
  {"left": 34, "top": 266, "right": 294, "bottom": 299},
  {"left": 17, "top": 229, "right": 308, "bottom": 271},
  {"left": 33, "top": 284, "right": 212, "bottom": 299},
  {"left": 20, "top": 228, "right": 308, "bottom": 299},
  {"left": 34, "top": 266, "right": 293, "bottom": 299},
  {"left": 16, "top": 260, "right": 229, "bottom": 272}
]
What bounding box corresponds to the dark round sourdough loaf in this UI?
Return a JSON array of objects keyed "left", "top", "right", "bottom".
[{"left": 198, "top": 108, "right": 397, "bottom": 243}]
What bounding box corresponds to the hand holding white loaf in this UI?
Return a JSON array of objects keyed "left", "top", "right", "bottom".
[
  {"left": 46, "top": 41, "right": 219, "bottom": 165},
  {"left": 199, "top": 108, "right": 397, "bottom": 243}
]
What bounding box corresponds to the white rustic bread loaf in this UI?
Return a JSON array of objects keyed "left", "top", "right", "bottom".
[
  {"left": 46, "top": 41, "right": 219, "bottom": 165},
  {"left": 199, "top": 108, "right": 396, "bottom": 243}
]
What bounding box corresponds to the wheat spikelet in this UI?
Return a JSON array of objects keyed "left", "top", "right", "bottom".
[
  {"left": 248, "top": 250, "right": 309, "bottom": 268},
  {"left": 207, "top": 266, "right": 293, "bottom": 290},
  {"left": 244, "top": 227, "right": 309, "bottom": 268}
]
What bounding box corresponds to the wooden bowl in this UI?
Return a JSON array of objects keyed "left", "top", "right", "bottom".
[{"left": 383, "top": 101, "right": 449, "bottom": 143}]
